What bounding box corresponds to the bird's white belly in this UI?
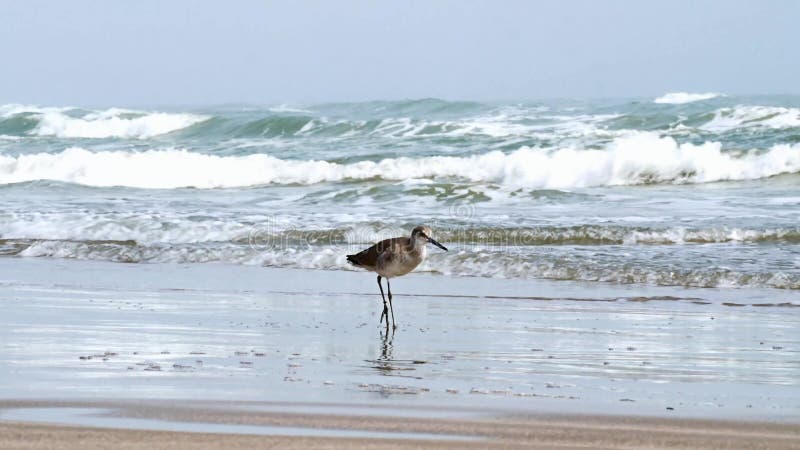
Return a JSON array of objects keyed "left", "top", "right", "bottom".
[{"left": 377, "top": 253, "right": 423, "bottom": 278}]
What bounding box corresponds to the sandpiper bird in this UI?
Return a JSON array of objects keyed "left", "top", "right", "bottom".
[{"left": 346, "top": 225, "right": 448, "bottom": 329}]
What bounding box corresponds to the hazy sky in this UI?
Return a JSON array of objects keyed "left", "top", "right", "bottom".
[{"left": 1, "top": 0, "right": 797, "bottom": 106}]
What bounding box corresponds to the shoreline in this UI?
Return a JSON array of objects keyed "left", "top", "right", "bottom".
[{"left": 1, "top": 256, "right": 796, "bottom": 307}]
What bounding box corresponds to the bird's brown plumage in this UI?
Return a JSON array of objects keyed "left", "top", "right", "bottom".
[{"left": 346, "top": 237, "right": 411, "bottom": 270}]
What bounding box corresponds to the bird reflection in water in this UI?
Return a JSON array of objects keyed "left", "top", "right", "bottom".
[
  {"left": 365, "top": 331, "right": 428, "bottom": 380},
  {"left": 373, "top": 328, "right": 395, "bottom": 376}
]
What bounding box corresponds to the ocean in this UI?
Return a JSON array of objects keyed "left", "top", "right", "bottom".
[{"left": 1, "top": 93, "right": 799, "bottom": 291}]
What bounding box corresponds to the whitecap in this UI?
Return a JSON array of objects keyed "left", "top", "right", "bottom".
[{"left": 654, "top": 92, "right": 723, "bottom": 104}]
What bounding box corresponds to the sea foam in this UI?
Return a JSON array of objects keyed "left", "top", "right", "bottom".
[{"left": 0, "top": 133, "right": 798, "bottom": 189}]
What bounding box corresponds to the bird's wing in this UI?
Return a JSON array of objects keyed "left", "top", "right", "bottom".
[{"left": 347, "top": 237, "right": 405, "bottom": 269}]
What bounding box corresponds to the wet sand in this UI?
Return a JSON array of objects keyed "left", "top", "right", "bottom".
[
  {"left": 1, "top": 400, "right": 799, "bottom": 449},
  {"left": 0, "top": 258, "right": 798, "bottom": 445}
]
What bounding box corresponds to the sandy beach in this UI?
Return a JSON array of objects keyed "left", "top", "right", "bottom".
[
  {"left": 2, "top": 400, "right": 800, "bottom": 449},
  {"left": 3, "top": 1, "right": 800, "bottom": 447},
  {"left": 0, "top": 257, "right": 798, "bottom": 448}
]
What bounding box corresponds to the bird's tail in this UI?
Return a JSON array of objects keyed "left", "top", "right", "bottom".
[{"left": 346, "top": 254, "right": 358, "bottom": 265}]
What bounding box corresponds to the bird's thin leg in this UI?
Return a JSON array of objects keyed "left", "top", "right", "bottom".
[
  {"left": 377, "top": 276, "right": 389, "bottom": 326},
  {"left": 387, "top": 278, "right": 396, "bottom": 330}
]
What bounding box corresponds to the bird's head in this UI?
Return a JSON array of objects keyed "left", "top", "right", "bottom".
[{"left": 411, "top": 225, "right": 448, "bottom": 251}]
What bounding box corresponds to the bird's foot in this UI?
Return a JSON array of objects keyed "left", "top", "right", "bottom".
[{"left": 379, "top": 305, "right": 388, "bottom": 325}]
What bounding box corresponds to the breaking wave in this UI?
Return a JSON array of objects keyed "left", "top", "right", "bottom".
[
  {"left": 654, "top": 92, "right": 723, "bottom": 104},
  {"left": 0, "top": 101, "right": 610, "bottom": 141},
  {"left": 701, "top": 105, "right": 800, "bottom": 132},
  {"left": 4, "top": 99, "right": 799, "bottom": 144},
  {"left": 0, "top": 104, "right": 208, "bottom": 139},
  {"left": 1, "top": 133, "right": 798, "bottom": 189},
  {"left": 2, "top": 211, "right": 799, "bottom": 248}
]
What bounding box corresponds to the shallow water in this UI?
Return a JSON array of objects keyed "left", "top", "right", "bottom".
[{"left": 0, "top": 259, "right": 797, "bottom": 421}]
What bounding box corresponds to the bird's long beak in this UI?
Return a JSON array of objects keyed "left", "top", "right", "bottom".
[{"left": 427, "top": 237, "right": 448, "bottom": 251}]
